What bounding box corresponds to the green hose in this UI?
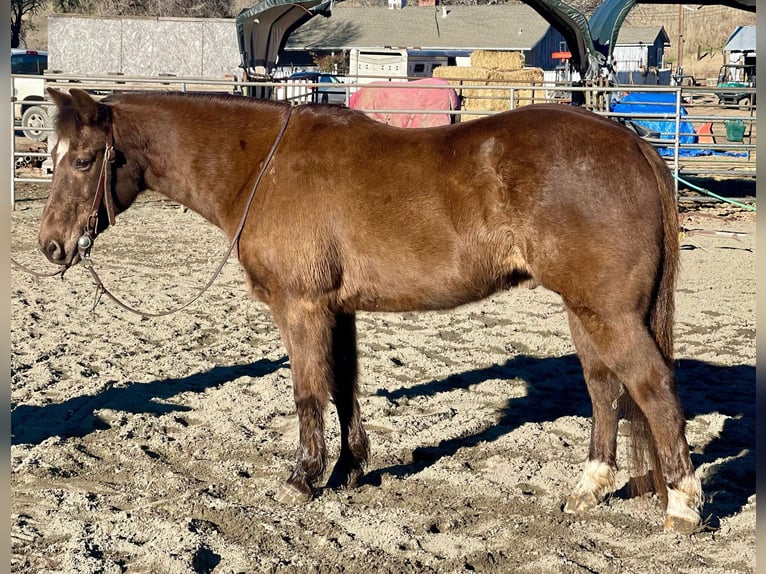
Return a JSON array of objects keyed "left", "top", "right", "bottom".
[{"left": 674, "top": 174, "right": 756, "bottom": 212}]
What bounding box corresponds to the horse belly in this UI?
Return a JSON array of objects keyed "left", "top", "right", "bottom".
[{"left": 338, "top": 240, "right": 530, "bottom": 313}]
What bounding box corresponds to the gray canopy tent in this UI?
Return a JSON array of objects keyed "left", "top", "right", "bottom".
[
  {"left": 589, "top": 0, "right": 755, "bottom": 74},
  {"left": 527, "top": 0, "right": 754, "bottom": 80},
  {"left": 236, "top": 0, "right": 756, "bottom": 93},
  {"left": 236, "top": 0, "right": 333, "bottom": 97}
]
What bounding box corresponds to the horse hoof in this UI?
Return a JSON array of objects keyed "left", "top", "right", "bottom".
[
  {"left": 345, "top": 467, "right": 364, "bottom": 488},
  {"left": 327, "top": 459, "right": 365, "bottom": 490},
  {"left": 664, "top": 476, "right": 703, "bottom": 534},
  {"left": 563, "top": 492, "right": 599, "bottom": 514},
  {"left": 335, "top": 466, "right": 364, "bottom": 489},
  {"left": 664, "top": 515, "right": 702, "bottom": 535},
  {"left": 275, "top": 482, "right": 313, "bottom": 504}
]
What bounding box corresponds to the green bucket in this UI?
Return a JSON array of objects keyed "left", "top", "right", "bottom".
[{"left": 724, "top": 119, "right": 746, "bottom": 142}]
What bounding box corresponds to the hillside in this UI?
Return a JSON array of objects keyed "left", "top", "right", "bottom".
[{"left": 624, "top": 4, "right": 755, "bottom": 80}]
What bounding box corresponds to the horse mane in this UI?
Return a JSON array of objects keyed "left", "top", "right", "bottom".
[
  {"left": 53, "top": 90, "right": 298, "bottom": 142},
  {"left": 103, "top": 90, "right": 291, "bottom": 113}
]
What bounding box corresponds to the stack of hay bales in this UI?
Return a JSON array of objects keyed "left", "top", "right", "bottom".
[{"left": 433, "top": 50, "right": 545, "bottom": 120}]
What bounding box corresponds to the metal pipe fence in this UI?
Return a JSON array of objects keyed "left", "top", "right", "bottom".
[{"left": 12, "top": 74, "right": 755, "bottom": 209}]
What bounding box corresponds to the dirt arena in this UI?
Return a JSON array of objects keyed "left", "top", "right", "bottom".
[{"left": 11, "top": 179, "right": 755, "bottom": 572}]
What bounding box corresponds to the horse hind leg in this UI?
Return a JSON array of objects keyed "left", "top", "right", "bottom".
[
  {"left": 326, "top": 311, "right": 370, "bottom": 489},
  {"left": 564, "top": 308, "right": 621, "bottom": 514},
  {"left": 569, "top": 306, "right": 702, "bottom": 533}
]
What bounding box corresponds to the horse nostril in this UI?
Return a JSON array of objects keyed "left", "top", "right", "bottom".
[{"left": 44, "top": 239, "right": 66, "bottom": 263}]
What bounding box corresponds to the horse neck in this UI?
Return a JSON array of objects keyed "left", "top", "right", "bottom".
[{"left": 113, "top": 95, "right": 289, "bottom": 233}]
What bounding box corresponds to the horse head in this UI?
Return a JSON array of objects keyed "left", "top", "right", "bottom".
[{"left": 39, "top": 88, "right": 142, "bottom": 267}]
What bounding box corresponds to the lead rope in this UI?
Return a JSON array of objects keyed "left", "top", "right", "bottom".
[
  {"left": 78, "top": 105, "right": 293, "bottom": 318},
  {"left": 11, "top": 257, "right": 67, "bottom": 278}
]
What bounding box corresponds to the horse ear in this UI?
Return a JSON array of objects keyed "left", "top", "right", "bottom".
[
  {"left": 47, "top": 87, "right": 71, "bottom": 110},
  {"left": 69, "top": 88, "right": 101, "bottom": 125}
]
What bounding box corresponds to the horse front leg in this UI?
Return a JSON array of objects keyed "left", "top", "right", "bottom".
[
  {"left": 271, "top": 299, "right": 334, "bottom": 504},
  {"left": 326, "top": 312, "right": 370, "bottom": 489}
]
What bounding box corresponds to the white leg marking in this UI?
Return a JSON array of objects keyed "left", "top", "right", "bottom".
[
  {"left": 665, "top": 474, "right": 703, "bottom": 524},
  {"left": 564, "top": 460, "right": 616, "bottom": 514},
  {"left": 574, "top": 460, "right": 616, "bottom": 499}
]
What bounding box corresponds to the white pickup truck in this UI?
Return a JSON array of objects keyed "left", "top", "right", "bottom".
[{"left": 12, "top": 49, "right": 50, "bottom": 142}]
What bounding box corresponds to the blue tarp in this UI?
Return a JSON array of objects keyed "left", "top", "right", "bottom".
[
  {"left": 611, "top": 91, "right": 697, "bottom": 145},
  {"left": 612, "top": 92, "right": 747, "bottom": 157},
  {"left": 611, "top": 92, "right": 747, "bottom": 157}
]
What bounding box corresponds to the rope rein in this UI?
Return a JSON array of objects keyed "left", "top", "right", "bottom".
[{"left": 11, "top": 257, "right": 67, "bottom": 279}]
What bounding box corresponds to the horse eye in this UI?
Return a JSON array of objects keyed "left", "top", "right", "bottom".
[{"left": 74, "top": 158, "right": 93, "bottom": 171}]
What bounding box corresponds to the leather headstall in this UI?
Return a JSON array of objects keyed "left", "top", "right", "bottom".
[{"left": 79, "top": 125, "right": 116, "bottom": 258}]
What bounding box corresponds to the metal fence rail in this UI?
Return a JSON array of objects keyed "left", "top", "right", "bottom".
[{"left": 12, "top": 74, "right": 756, "bottom": 209}]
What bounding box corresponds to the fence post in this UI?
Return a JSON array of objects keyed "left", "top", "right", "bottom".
[
  {"left": 10, "top": 82, "right": 15, "bottom": 211},
  {"left": 673, "top": 88, "right": 682, "bottom": 198}
]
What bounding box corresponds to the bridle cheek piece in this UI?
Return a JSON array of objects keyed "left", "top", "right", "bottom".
[{"left": 78, "top": 127, "right": 117, "bottom": 261}]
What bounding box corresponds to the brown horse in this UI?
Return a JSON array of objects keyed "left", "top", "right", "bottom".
[{"left": 39, "top": 88, "right": 702, "bottom": 533}]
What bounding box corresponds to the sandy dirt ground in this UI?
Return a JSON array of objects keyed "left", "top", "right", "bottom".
[{"left": 11, "top": 179, "right": 755, "bottom": 573}]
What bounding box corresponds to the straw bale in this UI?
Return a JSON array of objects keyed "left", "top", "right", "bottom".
[
  {"left": 450, "top": 66, "right": 547, "bottom": 117},
  {"left": 488, "top": 68, "right": 546, "bottom": 106},
  {"left": 432, "top": 66, "right": 492, "bottom": 95},
  {"left": 470, "top": 50, "right": 525, "bottom": 70},
  {"left": 463, "top": 95, "right": 511, "bottom": 112},
  {"left": 469, "top": 88, "right": 546, "bottom": 109},
  {"left": 432, "top": 66, "right": 487, "bottom": 82},
  {"left": 463, "top": 68, "right": 545, "bottom": 112},
  {"left": 488, "top": 68, "right": 544, "bottom": 84},
  {"left": 461, "top": 86, "right": 499, "bottom": 100},
  {"left": 439, "top": 67, "right": 493, "bottom": 99}
]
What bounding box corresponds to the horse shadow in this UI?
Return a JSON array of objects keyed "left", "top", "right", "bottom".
[
  {"left": 11, "top": 357, "right": 288, "bottom": 446},
  {"left": 364, "top": 354, "right": 755, "bottom": 526},
  {"left": 12, "top": 351, "right": 754, "bottom": 525}
]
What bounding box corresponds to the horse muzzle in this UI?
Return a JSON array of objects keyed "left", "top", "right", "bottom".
[{"left": 39, "top": 237, "right": 82, "bottom": 268}]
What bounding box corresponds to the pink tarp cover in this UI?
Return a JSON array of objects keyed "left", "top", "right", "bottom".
[{"left": 349, "top": 78, "right": 459, "bottom": 128}]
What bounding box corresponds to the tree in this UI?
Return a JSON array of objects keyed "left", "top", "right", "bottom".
[
  {"left": 312, "top": 51, "right": 349, "bottom": 75},
  {"left": 52, "top": 0, "right": 234, "bottom": 17},
  {"left": 11, "top": 0, "right": 48, "bottom": 48}
]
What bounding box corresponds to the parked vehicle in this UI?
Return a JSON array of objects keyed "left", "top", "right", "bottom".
[
  {"left": 348, "top": 48, "right": 464, "bottom": 84},
  {"left": 715, "top": 63, "right": 756, "bottom": 108},
  {"left": 11, "top": 49, "right": 50, "bottom": 142},
  {"left": 276, "top": 71, "right": 347, "bottom": 105}
]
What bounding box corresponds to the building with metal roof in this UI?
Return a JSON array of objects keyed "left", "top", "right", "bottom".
[
  {"left": 612, "top": 26, "right": 669, "bottom": 72},
  {"left": 284, "top": 4, "right": 569, "bottom": 71},
  {"left": 724, "top": 25, "right": 755, "bottom": 55}
]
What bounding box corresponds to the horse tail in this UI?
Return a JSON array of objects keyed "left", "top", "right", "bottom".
[
  {"left": 646, "top": 142, "right": 679, "bottom": 367},
  {"left": 626, "top": 140, "right": 680, "bottom": 504}
]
